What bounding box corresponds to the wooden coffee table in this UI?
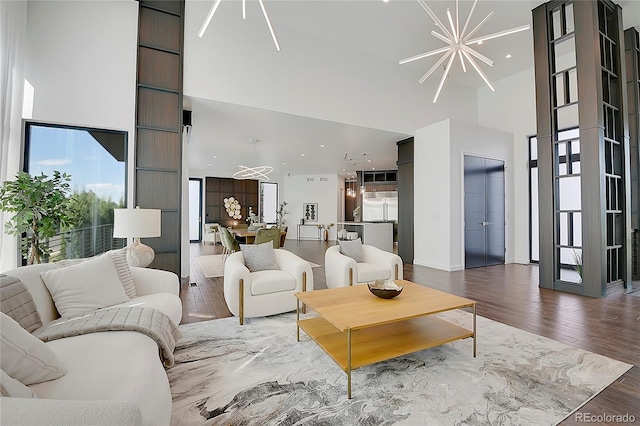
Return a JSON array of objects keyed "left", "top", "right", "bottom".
[{"left": 295, "top": 280, "right": 476, "bottom": 398}]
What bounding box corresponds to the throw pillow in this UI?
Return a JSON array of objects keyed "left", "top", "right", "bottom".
[
  {"left": 0, "top": 369, "right": 38, "bottom": 398},
  {"left": 240, "top": 242, "right": 279, "bottom": 272},
  {"left": 55, "top": 249, "right": 137, "bottom": 299},
  {"left": 338, "top": 238, "right": 365, "bottom": 263},
  {"left": 109, "top": 249, "right": 137, "bottom": 298},
  {"left": 0, "top": 312, "right": 66, "bottom": 385},
  {"left": 40, "top": 252, "right": 129, "bottom": 318},
  {"left": 0, "top": 275, "right": 43, "bottom": 333}
]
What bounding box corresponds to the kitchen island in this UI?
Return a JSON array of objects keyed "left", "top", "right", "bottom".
[{"left": 336, "top": 222, "right": 394, "bottom": 252}]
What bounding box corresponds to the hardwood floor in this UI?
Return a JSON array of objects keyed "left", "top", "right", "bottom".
[{"left": 181, "top": 240, "right": 639, "bottom": 425}]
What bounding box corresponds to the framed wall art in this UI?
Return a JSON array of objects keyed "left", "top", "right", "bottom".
[{"left": 303, "top": 203, "right": 318, "bottom": 222}]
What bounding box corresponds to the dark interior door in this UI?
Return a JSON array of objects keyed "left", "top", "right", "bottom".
[{"left": 464, "top": 155, "right": 505, "bottom": 268}]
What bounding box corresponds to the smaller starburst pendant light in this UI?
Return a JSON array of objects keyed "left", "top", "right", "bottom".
[
  {"left": 198, "top": 0, "right": 280, "bottom": 51},
  {"left": 233, "top": 139, "right": 274, "bottom": 181},
  {"left": 400, "top": 0, "right": 530, "bottom": 103}
]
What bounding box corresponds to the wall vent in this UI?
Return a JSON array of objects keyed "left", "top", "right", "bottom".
[
  {"left": 320, "top": 177, "right": 328, "bottom": 182},
  {"left": 306, "top": 177, "right": 315, "bottom": 182}
]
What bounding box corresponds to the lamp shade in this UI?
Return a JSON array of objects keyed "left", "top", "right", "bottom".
[{"left": 113, "top": 207, "right": 161, "bottom": 238}]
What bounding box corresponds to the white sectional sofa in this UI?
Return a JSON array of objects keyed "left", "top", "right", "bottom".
[{"left": 0, "top": 255, "right": 182, "bottom": 425}]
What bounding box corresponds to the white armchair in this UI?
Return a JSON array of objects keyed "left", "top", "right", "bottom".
[
  {"left": 202, "top": 223, "right": 219, "bottom": 245},
  {"left": 324, "top": 242, "right": 403, "bottom": 289},
  {"left": 223, "top": 249, "right": 313, "bottom": 325}
]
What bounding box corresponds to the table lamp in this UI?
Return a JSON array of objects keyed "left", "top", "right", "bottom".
[{"left": 113, "top": 206, "right": 161, "bottom": 267}]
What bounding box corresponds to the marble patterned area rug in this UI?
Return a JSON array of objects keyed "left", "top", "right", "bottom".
[{"left": 168, "top": 311, "right": 631, "bottom": 425}]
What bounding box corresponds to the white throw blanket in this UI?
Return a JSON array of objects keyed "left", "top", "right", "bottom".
[{"left": 35, "top": 307, "right": 182, "bottom": 367}]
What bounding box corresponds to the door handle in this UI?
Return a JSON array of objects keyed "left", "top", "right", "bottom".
[{"left": 478, "top": 221, "right": 492, "bottom": 226}]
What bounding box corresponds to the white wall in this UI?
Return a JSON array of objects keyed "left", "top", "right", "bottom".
[
  {"left": 413, "top": 119, "right": 514, "bottom": 271},
  {"left": 283, "top": 174, "right": 340, "bottom": 241},
  {"left": 24, "top": 0, "right": 138, "bottom": 202},
  {"left": 414, "top": 120, "right": 451, "bottom": 270},
  {"left": 477, "top": 67, "right": 536, "bottom": 264}
]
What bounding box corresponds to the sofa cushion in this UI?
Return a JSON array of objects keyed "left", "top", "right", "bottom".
[
  {"left": 250, "top": 270, "right": 296, "bottom": 296},
  {"left": 101, "top": 293, "right": 183, "bottom": 325},
  {"left": 0, "top": 274, "right": 43, "bottom": 332},
  {"left": 1, "top": 369, "right": 38, "bottom": 398},
  {"left": 0, "top": 312, "right": 66, "bottom": 385},
  {"left": 357, "top": 262, "right": 391, "bottom": 283},
  {"left": 338, "top": 238, "right": 365, "bottom": 263},
  {"left": 40, "top": 252, "right": 129, "bottom": 318},
  {"left": 29, "top": 331, "right": 171, "bottom": 426},
  {"left": 240, "top": 242, "right": 279, "bottom": 272}
]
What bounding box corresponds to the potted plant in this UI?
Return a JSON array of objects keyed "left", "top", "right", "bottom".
[
  {"left": 0, "top": 171, "right": 75, "bottom": 264},
  {"left": 572, "top": 250, "right": 583, "bottom": 281},
  {"left": 277, "top": 201, "right": 289, "bottom": 227}
]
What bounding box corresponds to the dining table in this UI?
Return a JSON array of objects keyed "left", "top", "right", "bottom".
[{"left": 229, "top": 228, "right": 284, "bottom": 244}]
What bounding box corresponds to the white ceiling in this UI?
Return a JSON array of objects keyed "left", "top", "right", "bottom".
[{"left": 184, "top": 0, "right": 640, "bottom": 179}]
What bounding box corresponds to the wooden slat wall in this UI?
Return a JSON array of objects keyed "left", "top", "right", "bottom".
[
  {"left": 136, "top": 1, "right": 184, "bottom": 275},
  {"left": 205, "top": 177, "right": 259, "bottom": 228}
]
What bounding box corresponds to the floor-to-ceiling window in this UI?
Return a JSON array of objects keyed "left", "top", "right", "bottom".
[
  {"left": 260, "top": 182, "right": 278, "bottom": 225},
  {"left": 24, "top": 122, "right": 127, "bottom": 262}
]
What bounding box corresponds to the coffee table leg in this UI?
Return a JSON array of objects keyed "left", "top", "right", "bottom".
[
  {"left": 296, "top": 300, "right": 300, "bottom": 342},
  {"left": 347, "top": 328, "right": 352, "bottom": 399},
  {"left": 473, "top": 303, "right": 477, "bottom": 357}
]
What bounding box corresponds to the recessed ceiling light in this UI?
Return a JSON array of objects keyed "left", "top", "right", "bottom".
[
  {"left": 320, "top": 144, "right": 325, "bottom": 148},
  {"left": 368, "top": 159, "right": 372, "bottom": 163},
  {"left": 372, "top": 167, "right": 376, "bottom": 170},
  {"left": 301, "top": 153, "right": 305, "bottom": 156},
  {"left": 282, "top": 162, "right": 286, "bottom": 165},
  {"left": 505, "top": 54, "right": 512, "bottom": 59},
  {"left": 207, "top": 163, "right": 212, "bottom": 166},
  {"left": 213, "top": 155, "right": 218, "bottom": 159}
]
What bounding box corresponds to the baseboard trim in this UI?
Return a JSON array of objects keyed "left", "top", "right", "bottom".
[{"left": 414, "top": 259, "right": 462, "bottom": 272}]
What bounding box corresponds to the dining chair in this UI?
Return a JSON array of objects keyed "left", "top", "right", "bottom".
[
  {"left": 254, "top": 228, "right": 281, "bottom": 249},
  {"left": 219, "top": 226, "right": 240, "bottom": 259}
]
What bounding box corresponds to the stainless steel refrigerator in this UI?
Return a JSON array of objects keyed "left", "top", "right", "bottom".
[{"left": 362, "top": 191, "right": 398, "bottom": 222}]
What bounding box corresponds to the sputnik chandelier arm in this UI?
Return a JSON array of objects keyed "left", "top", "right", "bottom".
[
  {"left": 399, "top": 0, "right": 530, "bottom": 103},
  {"left": 198, "top": 0, "right": 280, "bottom": 51}
]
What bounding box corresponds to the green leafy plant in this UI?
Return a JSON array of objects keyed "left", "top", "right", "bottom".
[
  {"left": 277, "top": 201, "right": 289, "bottom": 226},
  {"left": 572, "top": 250, "right": 583, "bottom": 279},
  {"left": 0, "top": 171, "right": 75, "bottom": 264}
]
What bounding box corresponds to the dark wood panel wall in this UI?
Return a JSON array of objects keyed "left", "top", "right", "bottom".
[
  {"left": 135, "top": 0, "right": 184, "bottom": 275},
  {"left": 205, "top": 177, "right": 259, "bottom": 228},
  {"left": 397, "top": 137, "right": 414, "bottom": 264}
]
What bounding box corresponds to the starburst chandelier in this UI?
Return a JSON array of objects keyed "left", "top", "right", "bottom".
[
  {"left": 198, "top": 0, "right": 280, "bottom": 51},
  {"left": 400, "top": 0, "right": 530, "bottom": 103}
]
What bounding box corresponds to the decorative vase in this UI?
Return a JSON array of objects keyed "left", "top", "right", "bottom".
[{"left": 324, "top": 229, "right": 329, "bottom": 241}]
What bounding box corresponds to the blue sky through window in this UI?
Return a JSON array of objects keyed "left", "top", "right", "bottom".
[{"left": 27, "top": 125, "right": 126, "bottom": 203}]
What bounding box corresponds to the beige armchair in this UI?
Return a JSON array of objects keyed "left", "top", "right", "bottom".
[
  {"left": 223, "top": 248, "right": 313, "bottom": 325},
  {"left": 324, "top": 239, "right": 403, "bottom": 289},
  {"left": 202, "top": 223, "right": 219, "bottom": 245}
]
